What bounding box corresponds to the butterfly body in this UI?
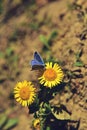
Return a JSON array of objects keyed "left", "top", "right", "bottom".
[{"left": 31, "top": 52, "right": 45, "bottom": 70}]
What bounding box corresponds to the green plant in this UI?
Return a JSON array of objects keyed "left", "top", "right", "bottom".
[
  {"left": 9, "top": 29, "right": 19, "bottom": 41},
  {"left": 0, "top": 47, "right": 19, "bottom": 82},
  {"left": 0, "top": 0, "right": 3, "bottom": 14},
  {"left": 13, "top": 52, "right": 79, "bottom": 130},
  {"left": 39, "top": 30, "right": 58, "bottom": 50},
  {"left": 0, "top": 114, "right": 18, "bottom": 130},
  {"left": 29, "top": 22, "right": 40, "bottom": 31},
  {"left": 74, "top": 49, "right": 84, "bottom": 67}
]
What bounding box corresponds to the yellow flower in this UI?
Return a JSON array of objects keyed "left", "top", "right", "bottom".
[
  {"left": 33, "top": 118, "right": 40, "bottom": 129},
  {"left": 14, "top": 81, "right": 36, "bottom": 107},
  {"left": 39, "top": 62, "right": 64, "bottom": 88}
]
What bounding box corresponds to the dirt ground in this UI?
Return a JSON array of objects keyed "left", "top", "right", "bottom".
[{"left": 0, "top": 0, "right": 87, "bottom": 130}]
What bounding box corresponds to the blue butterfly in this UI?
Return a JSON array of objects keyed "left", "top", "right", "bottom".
[{"left": 31, "top": 52, "right": 45, "bottom": 70}]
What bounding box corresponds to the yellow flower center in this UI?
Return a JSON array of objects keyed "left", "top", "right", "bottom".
[
  {"left": 44, "top": 68, "right": 57, "bottom": 81},
  {"left": 20, "top": 86, "right": 30, "bottom": 100}
]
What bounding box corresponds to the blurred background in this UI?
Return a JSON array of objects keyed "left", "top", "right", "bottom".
[{"left": 0, "top": 0, "right": 87, "bottom": 130}]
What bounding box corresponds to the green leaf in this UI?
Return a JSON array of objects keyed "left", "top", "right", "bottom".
[
  {"left": 75, "top": 49, "right": 83, "bottom": 61},
  {"left": 3, "top": 118, "right": 18, "bottom": 130},
  {"left": 46, "top": 126, "right": 50, "bottom": 130},
  {"left": 13, "top": 55, "right": 18, "bottom": 62},
  {"left": 0, "top": 114, "right": 8, "bottom": 128},
  {"left": 74, "top": 61, "right": 84, "bottom": 67},
  {"left": 0, "top": 52, "right": 4, "bottom": 58},
  {"left": 39, "top": 35, "right": 50, "bottom": 49},
  {"left": 48, "top": 31, "right": 58, "bottom": 42},
  {"left": 6, "top": 47, "right": 13, "bottom": 57},
  {"left": 0, "top": 0, "right": 3, "bottom": 14},
  {"left": 29, "top": 22, "right": 39, "bottom": 30},
  {"left": 51, "top": 106, "right": 71, "bottom": 120}
]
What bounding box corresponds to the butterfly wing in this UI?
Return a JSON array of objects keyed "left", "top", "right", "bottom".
[
  {"left": 31, "top": 60, "right": 44, "bottom": 69},
  {"left": 31, "top": 60, "right": 39, "bottom": 66},
  {"left": 30, "top": 52, "right": 45, "bottom": 70},
  {"left": 34, "top": 52, "right": 44, "bottom": 65}
]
